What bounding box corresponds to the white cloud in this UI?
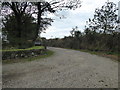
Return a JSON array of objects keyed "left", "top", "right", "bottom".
[
  {"left": 41, "top": 0, "right": 119, "bottom": 39},
  {"left": 41, "top": 26, "right": 72, "bottom": 39}
]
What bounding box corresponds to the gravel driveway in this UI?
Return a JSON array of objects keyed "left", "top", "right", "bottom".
[{"left": 2, "top": 47, "right": 118, "bottom": 88}]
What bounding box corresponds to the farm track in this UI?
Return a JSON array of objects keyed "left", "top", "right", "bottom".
[{"left": 2, "top": 47, "right": 118, "bottom": 88}]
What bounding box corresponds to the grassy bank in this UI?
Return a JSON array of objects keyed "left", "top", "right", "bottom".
[
  {"left": 79, "top": 49, "right": 119, "bottom": 61},
  {"left": 2, "top": 46, "right": 45, "bottom": 52},
  {"left": 3, "top": 50, "right": 54, "bottom": 64},
  {"left": 65, "top": 48, "right": 119, "bottom": 62}
]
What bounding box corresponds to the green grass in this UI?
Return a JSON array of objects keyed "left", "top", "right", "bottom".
[
  {"left": 79, "top": 50, "right": 120, "bottom": 62},
  {"left": 3, "top": 50, "right": 54, "bottom": 64},
  {"left": 2, "top": 46, "right": 45, "bottom": 52},
  {"left": 65, "top": 48, "right": 120, "bottom": 61},
  {"left": 79, "top": 49, "right": 120, "bottom": 56}
]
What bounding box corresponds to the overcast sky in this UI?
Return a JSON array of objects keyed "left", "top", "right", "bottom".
[{"left": 41, "top": 0, "right": 119, "bottom": 39}]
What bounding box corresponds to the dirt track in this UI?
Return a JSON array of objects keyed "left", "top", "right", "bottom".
[{"left": 2, "top": 47, "right": 118, "bottom": 88}]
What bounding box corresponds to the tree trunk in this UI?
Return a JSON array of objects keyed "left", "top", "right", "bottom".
[
  {"left": 16, "top": 15, "right": 22, "bottom": 48},
  {"left": 34, "top": 2, "right": 42, "bottom": 42}
]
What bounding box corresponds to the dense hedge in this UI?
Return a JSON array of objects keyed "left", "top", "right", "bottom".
[
  {"left": 46, "top": 32, "right": 120, "bottom": 53},
  {"left": 2, "top": 47, "right": 46, "bottom": 60}
]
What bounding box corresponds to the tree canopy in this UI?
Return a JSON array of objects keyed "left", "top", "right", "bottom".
[
  {"left": 1, "top": 0, "right": 81, "bottom": 48},
  {"left": 85, "top": 1, "right": 118, "bottom": 34}
]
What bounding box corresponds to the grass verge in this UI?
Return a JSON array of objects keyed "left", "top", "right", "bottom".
[
  {"left": 79, "top": 49, "right": 119, "bottom": 61},
  {"left": 3, "top": 50, "right": 54, "bottom": 64},
  {"left": 2, "top": 46, "right": 45, "bottom": 52},
  {"left": 65, "top": 48, "right": 120, "bottom": 62}
]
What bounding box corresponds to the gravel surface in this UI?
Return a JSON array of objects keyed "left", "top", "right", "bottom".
[{"left": 2, "top": 47, "right": 118, "bottom": 88}]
